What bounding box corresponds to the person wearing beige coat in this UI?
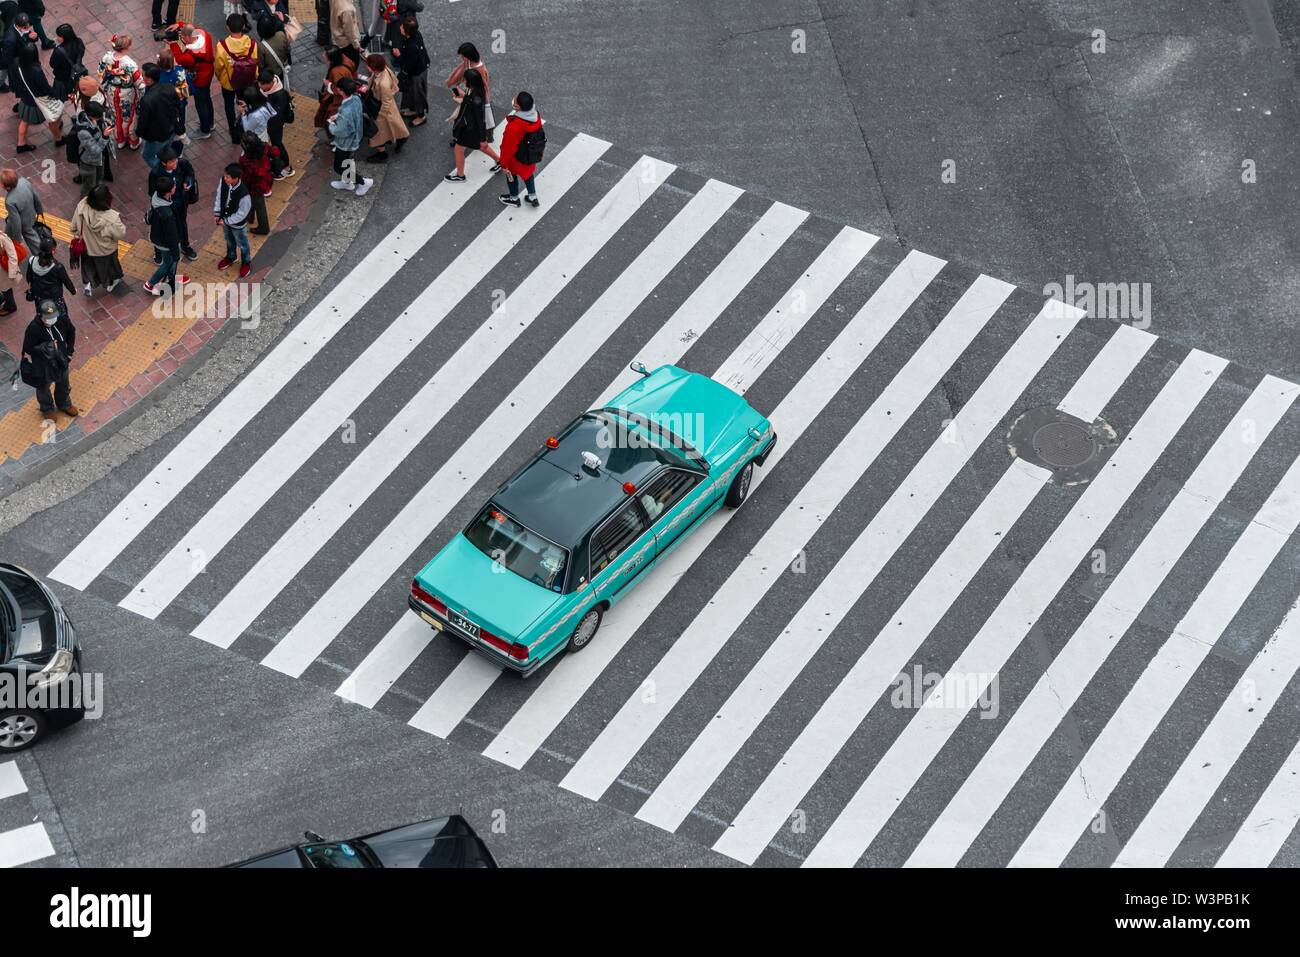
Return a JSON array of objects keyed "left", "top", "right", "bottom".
[
  {"left": 0, "top": 232, "right": 20, "bottom": 316},
  {"left": 330, "top": 0, "right": 362, "bottom": 63},
  {"left": 69, "top": 185, "right": 127, "bottom": 295},
  {"left": 362, "top": 54, "right": 407, "bottom": 162}
]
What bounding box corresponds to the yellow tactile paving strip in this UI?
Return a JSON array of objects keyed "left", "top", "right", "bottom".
[
  {"left": 0, "top": 93, "right": 320, "bottom": 465},
  {"left": 0, "top": 201, "right": 135, "bottom": 260}
]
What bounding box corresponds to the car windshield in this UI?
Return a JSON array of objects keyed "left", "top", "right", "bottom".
[
  {"left": 301, "top": 841, "right": 372, "bottom": 869},
  {"left": 464, "top": 505, "right": 569, "bottom": 592},
  {"left": 0, "top": 579, "right": 16, "bottom": 662}
]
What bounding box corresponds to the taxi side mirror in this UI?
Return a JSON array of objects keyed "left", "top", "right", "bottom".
[{"left": 629, "top": 361, "right": 650, "bottom": 377}]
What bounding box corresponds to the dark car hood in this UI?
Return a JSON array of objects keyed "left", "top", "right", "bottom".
[{"left": 358, "top": 816, "right": 496, "bottom": 868}]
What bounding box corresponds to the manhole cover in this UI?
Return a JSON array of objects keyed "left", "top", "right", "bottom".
[{"left": 1031, "top": 421, "right": 1099, "bottom": 468}]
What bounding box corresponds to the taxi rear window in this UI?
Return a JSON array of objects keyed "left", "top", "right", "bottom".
[{"left": 465, "top": 505, "right": 569, "bottom": 592}]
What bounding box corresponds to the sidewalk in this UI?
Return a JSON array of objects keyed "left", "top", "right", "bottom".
[{"left": 0, "top": 0, "right": 328, "bottom": 478}]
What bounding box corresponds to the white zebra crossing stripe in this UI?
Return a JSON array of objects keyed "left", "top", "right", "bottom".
[
  {"left": 121, "top": 135, "right": 611, "bottom": 621},
  {"left": 0, "top": 823, "right": 54, "bottom": 868},
  {"left": 806, "top": 347, "right": 1225, "bottom": 868},
  {"left": 192, "top": 157, "right": 671, "bottom": 647},
  {"left": 1011, "top": 434, "right": 1300, "bottom": 867},
  {"left": 262, "top": 179, "right": 743, "bottom": 678},
  {"left": 707, "top": 299, "right": 1103, "bottom": 863},
  {"left": 715, "top": 459, "right": 1051, "bottom": 863},
  {"left": 406, "top": 202, "right": 813, "bottom": 736},
  {"left": 0, "top": 761, "right": 26, "bottom": 801},
  {"left": 1216, "top": 733, "right": 1300, "bottom": 867},
  {"left": 635, "top": 273, "right": 1017, "bottom": 832},
  {"left": 559, "top": 250, "right": 950, "bottom": 802},
  {"left": 48, "top": 130, "right": 511, "bottom": 592},
  {"left": 597, "top": 201, "right": 809, "bottom": 406},
  {"left": 483, "top": 235, "right": 899, "bottom": 771},
  {"left": 335, "top": 616, "right": 432, "bottom": 708},
  {"left": 408, "top": 654, "right": 503, "bottom": 737},
  {"left": 910, "top": 375, "right": 1299, "bottom": 867},
  {"left": 1115, "top": 595, "right": 1300, "bottom": 866}
]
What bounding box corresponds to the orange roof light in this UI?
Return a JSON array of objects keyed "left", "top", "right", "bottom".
[
  {"left": 622, "top": 482, "right": 637, "bottom": 495},
  {"left": 545, "top": 436, "right": 560, "bottom": 449}
]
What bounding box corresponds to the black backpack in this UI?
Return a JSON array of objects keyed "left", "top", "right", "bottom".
[{"left": 514, "top": 122, "right": 545, "bottom": 165}]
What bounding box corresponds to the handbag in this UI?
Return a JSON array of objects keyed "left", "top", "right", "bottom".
[
  {"left": 70, "top": 236, "right": 87, "bottom": 258},
  {"left": 34, "top": 218, "right": 55, "bottom": 253},
  {"left": 19, "top": 68, "right": 63, "bottom": 123},
  {"left": 0, "top": 239, "right": 25, "bottom": 272},
  {"left": 284, "top": 15, "right": 304, "bottom": 43}
]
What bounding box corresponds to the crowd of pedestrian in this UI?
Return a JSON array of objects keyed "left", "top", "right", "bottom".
[{"left": 2, "top": 1, "right": 550, "bottom": 426}]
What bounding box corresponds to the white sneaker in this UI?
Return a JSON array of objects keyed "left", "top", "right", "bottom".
[
  {"left": 83, "top": 282, "right": 93, "bottom": 296},
  {"left": 355, "top": 178, "right": 374, "bottom": 197},
  {"left": 330, "top": 179, "right": 354, "bottom": 191},
  {"left": 105, "top": 278, "right": 120, "bottom": 292}
]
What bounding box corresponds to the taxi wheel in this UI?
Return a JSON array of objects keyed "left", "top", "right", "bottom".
[
  {"left": 724, "top": 461, "right": 754, "bottom": 508},
  {"left": 0, "top": 710, "right": 47, "bottom": 751},
  {"left": 566, "top": 606, "right": 604, "bottom": 653}
]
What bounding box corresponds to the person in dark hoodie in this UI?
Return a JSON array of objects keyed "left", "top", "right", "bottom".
[
  {"left": 10, "top": 38, "right": 61, "bottom": 153},
  {"left": 22, "top": 238, "right": 75, "bottom": 320},
  {"left": 157, "top": 147, "right": 198, "bottom": 260},
  {"left": 21, "top": 299, "right": 76, "bottom": 418},
  {"left": 145, "top": 172, "right": 188, "bottom": 294},
  {"left": 136, "top": 60, "right": 181, "bottom": 171}
]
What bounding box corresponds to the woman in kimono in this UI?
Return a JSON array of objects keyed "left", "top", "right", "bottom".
[{"left": 98, "top": 33, "right": 144, "bottom": 149}]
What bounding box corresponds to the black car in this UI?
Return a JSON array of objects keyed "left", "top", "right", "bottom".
[
  {"left": 0, "top": 563, "right": 84, "bottom": 751},
  {"left": 228, "top": 815, "right": 498, "bottom": 868}
]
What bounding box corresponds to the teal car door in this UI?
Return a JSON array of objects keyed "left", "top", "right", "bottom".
[
  {"left": 634, "top": 468, "right": 711, "bottom": 569},
  {"left": 589, "top": 497, "right": 656, "bottom": 607}
]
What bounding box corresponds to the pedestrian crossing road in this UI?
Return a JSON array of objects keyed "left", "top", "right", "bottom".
[{"left": 14, "top": 122, "right": 1300, "bottom": 866}]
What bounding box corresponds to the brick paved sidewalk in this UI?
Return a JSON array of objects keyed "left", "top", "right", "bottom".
[{"left": 0, "top": 0, "right": 329, "bottom": 476}]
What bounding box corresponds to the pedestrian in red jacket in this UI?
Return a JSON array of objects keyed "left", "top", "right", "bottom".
[
  {"left": 238, "top": 132, "right": 275, "bottom": 235},
  {"left": 496, "top": 91, "right": 545, "bottom": 209},
  {"left": 172, "top": 22, "right": 215, "bottom": 138}
]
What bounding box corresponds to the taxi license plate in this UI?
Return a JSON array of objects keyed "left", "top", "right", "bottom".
[
  {"left": 448, "top": 610, "right": 479, "bottom": 638},
  {"left": 419, "top": 610, "right": 442, "bottom": 630}
]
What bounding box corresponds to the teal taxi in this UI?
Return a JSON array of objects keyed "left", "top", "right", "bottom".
[{"left": 408, "top": 363, "right": 777, "bottom": 676}]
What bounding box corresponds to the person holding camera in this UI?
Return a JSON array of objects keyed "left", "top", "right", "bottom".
[
  {"left": 21, "top": 298, "right": 77, "bottom": 418},
  {"left": 172, "top": 22, "right": 215, "bottom": 139},
  {"left": 72, "top": 99, "right": 112, "bottom": 196}
]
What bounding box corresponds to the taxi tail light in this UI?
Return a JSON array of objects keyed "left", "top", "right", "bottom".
[
  {"left": 478, "top": 627, "right": 529, "bottom": 662},
  {"left": 411, "top": 582, "right": 447, "bottom": 616}
]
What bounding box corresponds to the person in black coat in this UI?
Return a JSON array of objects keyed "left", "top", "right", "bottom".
[
  {"left": 16, "top": 0, "right": 50, "bottom": 49},
  {"left": 22, "top": 238, "right": 76, "bottom": 316},
  {"left": 158, "top": 147, "right": 198, "bottom": 260},
  {"left": 136, "top": 62, "right": 181, "bottom": 170},
  {"left": 392, "top": 14, "right": 428, "bottom": 123},
  {"left": 145, "top": 174, "right": 185, "bottom": 293},
  {"left": 10, "top": 39, "right": 59, "bottom": 152},
  {"left": 47, "top": 22, "right": 83, "bottom": 99},
  {"left": 21, "top": 299, "right": 77, "bottom": 416}
]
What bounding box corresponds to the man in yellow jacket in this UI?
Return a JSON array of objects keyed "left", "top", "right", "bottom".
[{"left": 213, "top": 13, "right": 259, "bottom": 144}]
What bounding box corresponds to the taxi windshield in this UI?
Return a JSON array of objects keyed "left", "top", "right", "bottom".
[
  {"left": 301, "top": 842, "right": 372, "bottom": 868},
  {"left": 465, "top": 505, "right": 569, "bottom": 592}
]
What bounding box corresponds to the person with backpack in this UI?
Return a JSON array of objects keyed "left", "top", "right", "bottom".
[
  {"left": 172, "top": 22, "right": 215, "bottom": 139},
  {"left": 23, "top": 237, "right": 75, "bottom": 317},
  {"left": 72, "top": 100, "right": 112, "bottom": 196},
  {"left": 144, "top": 172, "right": 188, "bottom": 294},
  {"left": 326, "top": 76, "right": 372, "bottom": 197},
  {"left": 444, "top": 66, "right": 487, "bottom": 182},
  {"left": 48, "top": 23, "right": 84, "bottom": 100},
  {"left": 158, "top": 147, "right": 198, "bottom": 260},
  {"left": 214, "top": 13, "right": 258, "bottom": 144},
  {"left": 21, "top": 299, "right": 76, "bottom": 418},
  {"left": 258, "top": 68, "right": 293, "bottom": 178},
  {"left": 496, "top": 91, "right": 545, "bottom": 209},
  {"left": 392, "top": 14, "right": 427, "bottom": 126},
  {"left": 70, "top": 184, "right": 125, "bottom": 296},
  {"left": 214, "top": 162, "right": 254, "bottom": 278}
]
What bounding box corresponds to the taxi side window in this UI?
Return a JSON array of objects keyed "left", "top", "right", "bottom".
[
  {"left": 591, "top": 502, "right": 649, "bottom": 576},
  {"left": 637, "top": 470, "right": 699, "bottom": 523}
]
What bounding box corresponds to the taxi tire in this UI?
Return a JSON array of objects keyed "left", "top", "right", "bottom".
[
  {"left": 566, "top": 605, "right": 604, "bottom": 653},
  {"left": 0, "top": 710, "right": 47, "bottom": 751},
  {"left": 724, "top": 461, "right": 754, "bottom": 509}
]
